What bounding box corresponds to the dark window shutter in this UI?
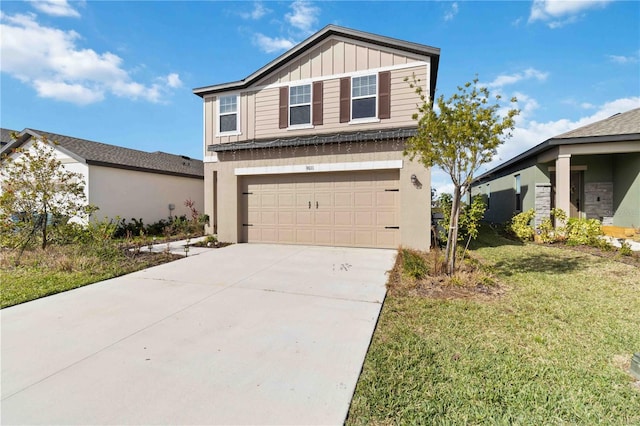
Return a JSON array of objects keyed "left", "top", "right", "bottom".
[
  {"left": 312, "top": 81, "right": 323, "bottom": 126},
  {"left": 339, "top": 77, "right": 351, "bottom": 123},
  {"left": 378, "top": 71, "right": 391, "bottom": 119},
  {"left": 279, "top": 86, "right": 289, "bottom": 129}
]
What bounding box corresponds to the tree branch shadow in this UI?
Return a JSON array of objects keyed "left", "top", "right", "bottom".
[{"left": 492, "top": 253, "right": 583, "bottom": 276}]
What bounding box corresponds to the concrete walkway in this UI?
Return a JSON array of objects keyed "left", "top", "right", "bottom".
[{"left": 1, "top": 244, "right": 396, "bottom": 425}]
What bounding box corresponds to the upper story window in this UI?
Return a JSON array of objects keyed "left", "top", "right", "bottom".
[
  {"left": 340, "top": 71, "right": 390, "bottom": 123},
  {"left": 218, "top": 95, "right": 239, "bottom": 134},
  {"left": 351, "top": 75, "right": 377, "bottom": 120},
  {"left": 289, "top": 84, "right": 311, "bottom": 126}
]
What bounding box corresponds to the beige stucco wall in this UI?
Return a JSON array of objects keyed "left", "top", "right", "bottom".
[
  {"left": 88, "top": 165, "right": 204, "bottom": 224},
  {"left": 205, "top": 140, "right": 430, "bottom": 250}
]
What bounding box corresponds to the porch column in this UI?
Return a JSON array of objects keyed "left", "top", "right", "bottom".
[{"left": 555, "top": 154, "right": 571, "bottom": 224}]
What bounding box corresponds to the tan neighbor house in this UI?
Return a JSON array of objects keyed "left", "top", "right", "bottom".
[{"left": 193, "top": 25, "right": 440, "bottom": 250}]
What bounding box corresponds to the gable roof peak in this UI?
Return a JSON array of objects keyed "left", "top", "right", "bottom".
[{"left": 193, "top": 25, "right": 440, "bottom": 98}]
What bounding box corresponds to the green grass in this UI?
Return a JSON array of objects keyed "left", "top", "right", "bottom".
[
  {"left": 347, "top": 230, "right": 640, "bottom": 425},
  {"left": 1, "top": 244, "right": 181, "bottom": 308}
]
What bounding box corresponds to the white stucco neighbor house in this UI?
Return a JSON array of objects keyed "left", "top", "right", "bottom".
[{"left": 0, "top": 128, "right": 204, "bottom": 224}]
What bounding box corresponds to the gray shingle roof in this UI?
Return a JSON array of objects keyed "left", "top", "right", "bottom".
[
  {"left": 1, "top": 128, "right": 18, "bottom": 146},
  {"left": 0, "top": 128, "right": 203, "bottom": 179},
  {"left": 554, "top": 108, "right": 640, "bottom": 139}
]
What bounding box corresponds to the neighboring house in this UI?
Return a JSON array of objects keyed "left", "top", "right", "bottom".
[
  {"left": 0, "top": 128, "right": 204, "bottom": 224},
  {"left": 471, "top": 108, "right": 640, "bottom": 231},
  {"left": 1, "top": 128, "right": 17, "bottom": 149},
  {"left": 193, "top": 25, "right": 440, "bottom": 250}
]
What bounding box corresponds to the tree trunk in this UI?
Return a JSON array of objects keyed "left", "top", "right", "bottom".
[
  {"left": 444, "top": 185, "right": 462, "bottom": 274},
  {"left": 41, "top": 208, "right": 48, "bottom": 250}
]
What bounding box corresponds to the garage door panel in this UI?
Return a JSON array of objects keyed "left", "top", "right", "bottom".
[
  {"left": 334, "top": 211, "right": 353, "bottom": 226},
  {"left": 315, "top": 211, "right": 332, "bottom": 226},
  {"left": 334, "top": 192, "right": 353, "bottom": 208},
  {"left": 296, "top": 229, "right": 313, "bottom": 244},
  {"left": 314, "top": 229, "right": 332, "bottom": 245},
  {"left": 243, "top": 170, "right": 400, "bottom": 248},
  {"left": 334, "top": 231, "right": 353, "bottom": 246},
  {"left": 278, "top": 211, "right": 295, "bottom": 226},
  {"left": 354, "top": 192, "right": 373, "bottom": 207},
  {"left": 354, "top": 231, "right": 374, "bottom": 246},
  {"left": 296, "top": 211, "right": 313, "bottom": 225},
  {"left": 278, "top": 193, "right": 294, "bottom": 208}
]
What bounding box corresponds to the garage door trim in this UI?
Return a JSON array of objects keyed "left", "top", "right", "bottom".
[{"left": 235, "top": 160, "right": 403, "bottom": 176}]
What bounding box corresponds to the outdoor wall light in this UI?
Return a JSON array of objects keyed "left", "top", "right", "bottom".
[{"left": 411, "top": 174, "right": 417, "bottom": 184}]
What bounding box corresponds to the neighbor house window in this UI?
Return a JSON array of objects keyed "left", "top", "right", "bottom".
[
  {"left": 486, "top": 184, "right": 491, "bottom": 210},
  {"left": 515, "top": 174, "right": 522, "bottom": 211},
  {"left": 351, "top": 75, "right": 377, "bottom": 119},
  {"left": 289, "top": 84, "right": 311, "bottom": 126},
  {"left": 218, "top": 95, "right": 239, "bottom": 134}
]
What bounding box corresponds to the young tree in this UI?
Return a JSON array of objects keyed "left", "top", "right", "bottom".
[
  {"left": 0, "top": 136, "right": 92, "bottom": 258},
  {"left": 405, "top": 77, "right": 519, "bottom": 274}
]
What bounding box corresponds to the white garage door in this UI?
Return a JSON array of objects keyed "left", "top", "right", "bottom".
[{"left": 241, "top": 170, "right": 400, "bottom": 248}]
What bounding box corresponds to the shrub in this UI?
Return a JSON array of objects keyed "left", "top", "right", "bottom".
[
  {"left": 509, "top": 209, "right": 536, "bottom": 241},
  {"left": 401, "top": 249, "right": 430, "bottom": 280},
  {"left": 438, "top": 193, "right": 486, "bottom": 244},
  {"left": 566, "top": 217, "right": 603, "bottom": 246},
  {"left": 537, "top": 208, "right": 567, "bottom": 243},
  {"left": 619, "top": 241, "right": 633, "bottom": 256}
]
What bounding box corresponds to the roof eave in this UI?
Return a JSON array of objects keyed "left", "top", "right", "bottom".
[{"left": 193, "top": 24, "right": 440, "bottom": 98}]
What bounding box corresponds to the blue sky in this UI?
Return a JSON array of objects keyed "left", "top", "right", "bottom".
[{"left": 1, "top": 0, "right": 639, "bottom": 194}]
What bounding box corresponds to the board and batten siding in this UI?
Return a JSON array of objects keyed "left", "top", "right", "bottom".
[
  {"left": 255, "top": 38, "right": 423, "bottom": 86},
  {"left": 204, "top": 65, "right": 427, "bottom": 146}
]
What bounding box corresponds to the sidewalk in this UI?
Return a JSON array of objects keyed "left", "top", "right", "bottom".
[{"left": 137, "top": 236, "right": 211, "bottom": 257}]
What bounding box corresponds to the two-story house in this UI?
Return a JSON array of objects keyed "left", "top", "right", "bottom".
[{"left": 193, "top": 25, "right": 440, "bottom": 250}]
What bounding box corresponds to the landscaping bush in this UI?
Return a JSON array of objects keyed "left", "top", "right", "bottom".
[
  {"left": 509, "top": 209, "right": 536, "bottom": 241},
  {"left": 401, "top": 249, "right": 430, "bottom": 280},
  {"left": 566, "top": 217, "right": 604, "bottom": 247}
]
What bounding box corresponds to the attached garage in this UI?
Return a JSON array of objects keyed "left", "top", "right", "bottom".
[{"left": 241, "top": 170, "right": 400, "bottom": 248}]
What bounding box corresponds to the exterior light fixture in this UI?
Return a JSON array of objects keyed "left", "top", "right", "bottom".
[{"left": 411, "top": 174, "right": 418, "bottom": 184}]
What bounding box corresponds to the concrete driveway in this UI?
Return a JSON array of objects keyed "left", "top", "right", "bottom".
[{"left": 1, "top": 244, "right": 395, "bottom": 425}]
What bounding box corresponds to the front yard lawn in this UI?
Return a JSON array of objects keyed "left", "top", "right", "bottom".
[
  {"left": 1, "top": 245, "right": 182, "bottom": 309},
  {"left": 347, "top": 231, "right": 640, "bottom": 424}
]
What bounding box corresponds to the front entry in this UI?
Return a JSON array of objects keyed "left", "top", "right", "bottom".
[{"left": 569, "top": 171, "right": 583, "bottom": 218}]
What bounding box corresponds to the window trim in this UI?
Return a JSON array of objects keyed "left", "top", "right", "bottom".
[
  {"left": 288, "top": 83, "right": 313, "bottom": 128},
  {"left": 350, "top": 74, "right": 378, "bottom": 122},
  {"left": 514, "top": 174, "right": 522, "bottom": 211},
  {"left": 217, "top": 93, "right": 241, "bottom": 136}
]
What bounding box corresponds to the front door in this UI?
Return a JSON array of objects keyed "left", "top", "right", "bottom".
[{"left": 569, "top": 171, "right": 582, "bottom": 218}]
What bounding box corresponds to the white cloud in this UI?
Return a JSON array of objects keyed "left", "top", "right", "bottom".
[
  {"left": 529, "top": 0, "right": 612, "bottom": 28},
  {"left": 0, "top": 13, "right": 181, "bottom": 105},
  {"left": 444, "top": 2, "right": 459, "bottom": 22},
  {"left": 487, "top": 68, "right": 549, "bottom": 88},
  {"left": 285, "top": 0, "right": 320, "bottom": 34},
  {"left": 608, "top": 51, "right": 640, "bottom": 64},
  {"left": 33, "top": 80, "right": 103, "bottom": 104},
  {"left": 164, "top": 73, "right": 182, "bottom": 88},
  {"left": 253, "top": 33, "right": 295, "bottom": 53},
  {"left": 240, "top": 1, "right": 270, "bottom": 20},
  {"left": 28, "top": 0, "right": 81, "bottom": 18}
]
